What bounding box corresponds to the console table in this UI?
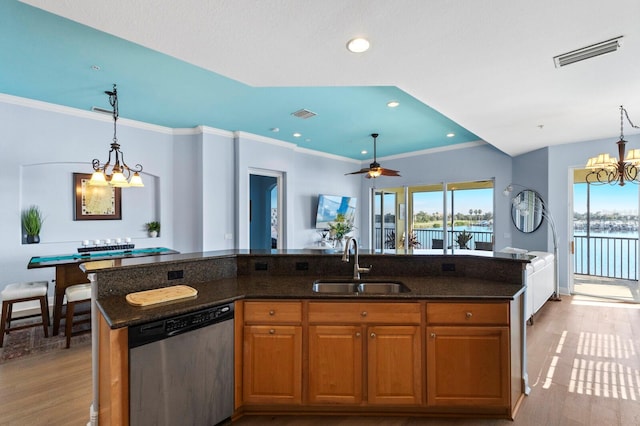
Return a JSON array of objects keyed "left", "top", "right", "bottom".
[{"left": 27, "top": 247, "right": 178, "bottom": 335}]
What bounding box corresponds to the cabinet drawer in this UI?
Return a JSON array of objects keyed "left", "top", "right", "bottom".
[
  {"left": 308, "top": 302, "right": 421, "bottom": 324},
  {"left": 426, "top": 302, "right": 508, "bottom": 325},
  {"left": 244, "top": 301, "right": 302, "bottom": 324}
]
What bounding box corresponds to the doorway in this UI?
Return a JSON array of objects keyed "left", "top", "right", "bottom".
[
  {"left": 572, "top": 169, "right": 640, "bottom": 302},
  {"left": 250, "top": 172, "right": 281, "bottom": 250},
  {"left": 372, "top": 190, "right": 400, "bottom": 251}
]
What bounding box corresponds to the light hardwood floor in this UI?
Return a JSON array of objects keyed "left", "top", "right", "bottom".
[{"left": 1, "top": 295, "right": 638, "bottom": 426}]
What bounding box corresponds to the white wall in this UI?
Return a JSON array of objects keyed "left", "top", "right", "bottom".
[
  {"left": 0, "top": 95, "right": 175, "bottom": 289},
  {"left": 511, "top": 148, "right": 550, "bottom": 251},
  {"left": 202, "top": 128, "right": 236, "bottom": 251},
  {"left": 234, "top": 132, "right": 362, "bottom": 249}
]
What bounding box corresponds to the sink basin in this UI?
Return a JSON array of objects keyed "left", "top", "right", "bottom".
[
  {"left": 311, "top": 282, "right": 357, "bottom": 293},
  {"left": 357, "top": 282, "right": 409, "bottom": 294},
  {"left": 312, "top": 280, "right": 410, "bottom": 294}
]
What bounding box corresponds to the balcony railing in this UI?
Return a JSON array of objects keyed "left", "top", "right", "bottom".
[
  {"left": 573, "top": 235, "right": 638, "bottom": 280},
  {"left": 374, "top": 227, "right": 638, "bottom": 280},
  {"left": 374, "top": 226, "right": 493, "bottom": 250}
]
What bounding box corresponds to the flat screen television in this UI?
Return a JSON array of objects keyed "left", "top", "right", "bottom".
[{"left": 315, "top": 194, "right": 357, "bottom": 229}]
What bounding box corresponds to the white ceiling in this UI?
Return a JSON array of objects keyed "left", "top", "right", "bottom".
[{"left": 20, "top": 0, "right": 640, "bottom": 157}]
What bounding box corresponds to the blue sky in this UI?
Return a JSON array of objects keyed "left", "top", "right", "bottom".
[
  {"left": 574, "top": 183, "right": 638, "bottom": 215},
  {"left": 410, "top": 185, "right": 640, "bottom": 216},
  {"left": 413, "top": 189, "right": 493, "bottom": 215}
]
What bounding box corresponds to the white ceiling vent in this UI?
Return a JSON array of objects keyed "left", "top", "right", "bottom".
[
  {"left": 291, "top": 109, "right": 317, "bottom": 119},
  {"left": 553, "top": 36, "right": 623, "bottom": 68}
]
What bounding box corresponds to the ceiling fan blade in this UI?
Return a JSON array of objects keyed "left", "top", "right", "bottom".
[
  {"left": 346, "top": 133, "right": 402, "bottom": 178},
  {"left": 379, "top": 168, "right": 401, "bottom": 176},
  {"left": 344, "top": 168, "right": 372, "bottom": 175}
]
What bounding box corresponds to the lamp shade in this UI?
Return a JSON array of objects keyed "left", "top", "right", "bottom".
[
  {"left": 89, "top": 171, "right": 108, "bottom": 186},
  {"left": 128, "top": 172, "right": 144, "bottom": 187},
  {"left": 625, "top": 148, "right": 640, "bottom": 165},
  {"left": 110, "top": 171, "right": 129, "bottom": 187}
]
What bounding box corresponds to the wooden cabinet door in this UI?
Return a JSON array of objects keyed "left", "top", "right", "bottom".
[
  {"left": 243, "top": 325, "right": 302, "bottom": 404},
  {"left": 308, "top": 325, "right": 363, "bottom": 404},
  {"left": 426, "top": 326, "right": 509, "bottom": 407},
  {"left": 367, "top": 325, "right": 422, "bottom": 405}
]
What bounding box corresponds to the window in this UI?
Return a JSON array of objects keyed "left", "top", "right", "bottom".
[{"left": 372, "top": 180, "right": 494, "bottom": 252}]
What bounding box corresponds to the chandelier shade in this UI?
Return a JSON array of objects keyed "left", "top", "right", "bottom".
[
  {"left": 89, "top": 84, "right": 144, "bottom": 188},
  {"left": 585, "top": 106, "right": 640, "bottom": 186}
]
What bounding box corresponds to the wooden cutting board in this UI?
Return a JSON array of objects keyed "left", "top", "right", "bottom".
[{"left": 125, "top": 285, "right": 198, "bottom": 306}]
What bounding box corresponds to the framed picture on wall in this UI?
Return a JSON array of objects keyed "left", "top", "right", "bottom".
[{"left": 73, "top": 173, "right": 122, "bottom": 220}]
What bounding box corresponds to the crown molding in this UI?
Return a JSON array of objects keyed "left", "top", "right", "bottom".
[
  {"left": 0, "top": 92, "right": 174, "bottom": 134},
  {"left": 0, "top": 92, "right": 485, "bottom": 163}
]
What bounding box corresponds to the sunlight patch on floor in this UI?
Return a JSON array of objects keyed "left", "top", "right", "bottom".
[
  {"left": 542, "top": 328, "right": 640, "bottom": 400},
  {"left": 571, "top": 296, "right": 640, "bottom": 309}
]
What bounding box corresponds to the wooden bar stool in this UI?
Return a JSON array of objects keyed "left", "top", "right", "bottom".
[
  {"left": 64, "top": 283, "right": 92, "bottom": 348},
  {"left": 0, "top": 281, "right": 50, "bottom": 347}
]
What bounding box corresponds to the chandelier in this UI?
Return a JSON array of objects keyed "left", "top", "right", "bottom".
[
  {"left": 585, "top": 105, "right": 640, "bottom": 186},
  {"left": 89, "top": 84, "right": 144, "bottom": 187}
]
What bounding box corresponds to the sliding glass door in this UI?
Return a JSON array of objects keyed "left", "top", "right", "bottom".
[{"left": 372, "top": 180, "right": 494, "bottom": 253}]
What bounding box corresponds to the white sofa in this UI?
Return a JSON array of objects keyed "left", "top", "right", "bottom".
[
  {"left": 499, "top": 248, "right": 555, "bottom": 322},
  {"left": 526, "top": 251, "right": 555, "bottom": 322}
]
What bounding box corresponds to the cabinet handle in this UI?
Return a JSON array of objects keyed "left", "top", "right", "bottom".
[
  {"left": 370, "top": 332, "right": 376, "bottom": 339},
  {"left": 269, "top": 329, "right": 275, "bottom": 334},
  {"left": 466, "top": 312, "right": 473, "bottom": 319},
  {"left": 269, "top": 310, "right": 275, "bottom": 316},
  {"left": 430, "top": 332, "right": 436, "bottom": 338},
  {"left": 361, "top": 311, "right": 368, "bottom": 317},
  {"left": 355, "top": 332, "right": 361, "bottom": 337}
]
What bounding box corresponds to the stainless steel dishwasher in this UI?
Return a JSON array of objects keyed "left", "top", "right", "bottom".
[{"left": 128, "top": 303, "right": 234, "bottom": 426}]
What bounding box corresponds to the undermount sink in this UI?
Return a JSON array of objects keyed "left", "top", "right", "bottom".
[{"left": 312, "top": 280, "right": 410, "bottom": 294}]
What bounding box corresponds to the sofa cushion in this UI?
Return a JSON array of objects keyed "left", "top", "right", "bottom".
[
  {"left": 528, "top": 251, "right": 554, "bottom": 266},
  {"left": 525, "top": 257, "right": 546, "bottom": 274}
]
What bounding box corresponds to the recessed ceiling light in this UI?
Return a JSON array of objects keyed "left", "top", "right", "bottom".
[
  {"left": 270, "top": 127, "right": 279, "bottom": 132},
  {"left": 347, "top": 38, "right": 370, "bottom": 53},
  {"left": 361, "top": 150, "right": 368, "bottom": 155},
  {"left": 293, "top": 132, "right": 302, "bottom": 138},
  {"left": 446, "top": 133, "right": 455, "bottom": 138},
  {"left": 387, "top": 101, "right": 400, "bottom": 108}
]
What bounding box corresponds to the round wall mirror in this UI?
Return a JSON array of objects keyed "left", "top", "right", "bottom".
[{"left": 511, "top": 190, "right": 544, "bottom": 233}]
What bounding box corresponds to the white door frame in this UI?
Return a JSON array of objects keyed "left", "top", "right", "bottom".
[{"left": 248, "top": 168, "right": 284, "bottom": 249}]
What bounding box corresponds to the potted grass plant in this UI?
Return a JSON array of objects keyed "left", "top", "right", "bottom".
[
  {"left": 455, "top": 230, "right": 473, "bottom": 249},
  {"left": 22, "top": 205, "right": 43, "bottom": 244},
  {"left": 145, "top": 221, "right": 160, "bottom": 237}
]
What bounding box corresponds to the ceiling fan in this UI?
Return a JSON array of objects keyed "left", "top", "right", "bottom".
[{"left": 345, "top": 133, "right": 401, "bottom": 179}]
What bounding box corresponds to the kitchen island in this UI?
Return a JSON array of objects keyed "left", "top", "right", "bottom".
[{"left": 84, "top": 249, "right": 532, "bottom": 425}]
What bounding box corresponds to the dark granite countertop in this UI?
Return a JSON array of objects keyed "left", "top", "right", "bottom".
[
  {"left": 97, "top": 274, "right": 525, "bottom": 329},
  {"left": 83, "top": 248, "right": 533, "bottom": 273}
]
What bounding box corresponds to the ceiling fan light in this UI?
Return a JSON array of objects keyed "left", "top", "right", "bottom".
[{"left": 368, "top": 168, "right": 382, "bottom": 178}]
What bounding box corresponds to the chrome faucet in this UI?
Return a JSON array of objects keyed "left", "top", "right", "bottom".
[{"left": 342, "top": 237, "right": 371, "bottom": 280}]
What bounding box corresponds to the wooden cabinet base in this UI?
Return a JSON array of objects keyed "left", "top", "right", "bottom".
[
  {"left": 232, "top": 297, "right": 523, "bottom": 421},
  {"left": 235, "top": 404, "right": 515, "bottom": 419}
]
